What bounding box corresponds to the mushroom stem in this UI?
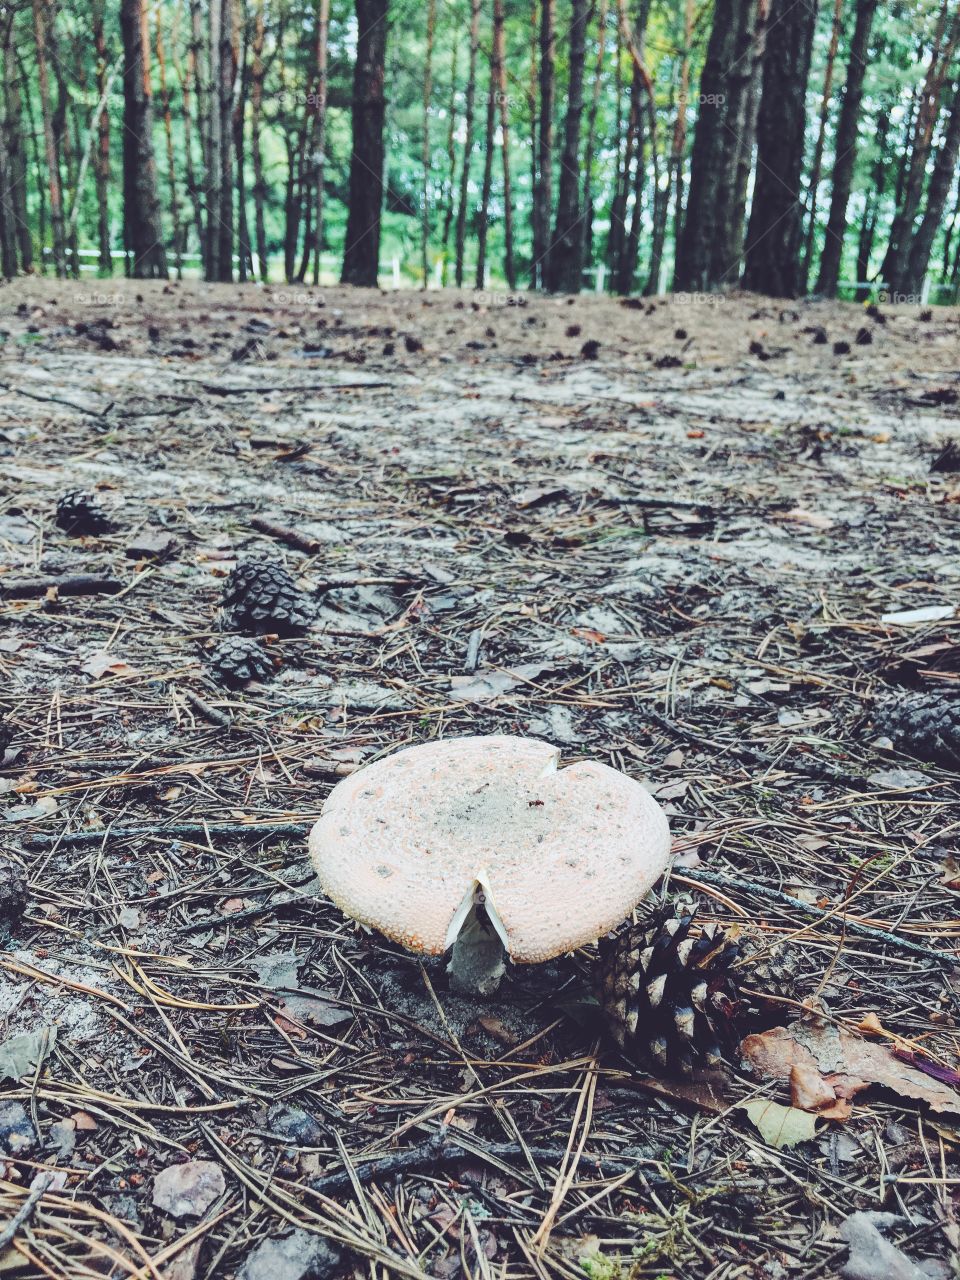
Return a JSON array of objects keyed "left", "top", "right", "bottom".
[{"left": 446, "top": 884, "right": 509, "bottom": 996}]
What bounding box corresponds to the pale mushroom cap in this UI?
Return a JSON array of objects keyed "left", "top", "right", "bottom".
[{"left": 309, "top": 735, "right": 670, "bottom": 963}]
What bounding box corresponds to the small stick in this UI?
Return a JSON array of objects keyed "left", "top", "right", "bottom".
[
  {"left": 0, "top": 1174, "right": 54, "bottom": 1250},
  {"left": 21, "top": 821, "right": 311, "bottom": 850},
  {"left": 250, "top": 516, "right": 321, "bottom": 554},
  {"left": 676, "top": 868, "right": 960, "bottom": 967},
  {"left": 180, "top": 688, "right": 233, "bottom": 728},
  {"left": 0, "top": 575, "right": 123, "bottom": 599}
]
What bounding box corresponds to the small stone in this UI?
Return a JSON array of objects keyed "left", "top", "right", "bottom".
[
  {"left": 152, "top": 1159, "right": 226, "bottom": 1219},
  {"left": 267, "top": 1103, "right": 325, "bottom": 1146},
  {"left": 0, "top": 1100, "right": 36, "bottom": 1153},
  {"left": 124, "top": 532, "right": 177, "bottom": 561},
  {"left": 237, "top": 1228, "right": 343, "bottom": 1280}
]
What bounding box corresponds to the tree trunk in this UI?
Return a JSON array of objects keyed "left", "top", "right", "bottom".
[
  {"left": 215, "top": 0, "right": 236, "bottom": 281},
  {"left": 533, "top": 0, "right": 554, "bottom": 287},
  {"left": 439, "top": 36, "right": 458, "bottom": 284},
  {"left": 155, "top": 5, "right": 182, "bottom": 276},
  {"left": 119, "top": 0, "right": 167, "bottom": 277},
  {"left": 547, "top": 0, "right": 589, "bottom": 292},
  {"left": 183, "top": 0, "right": 205, "bottom": 269},
  {"left": 421, "top": 0, "right": 436, "bottom": 286},
  {"left": 309, "top": 0, "right": 331, "bottom": 285},
  {"left": 493, "top": 0, "right": 515, "bottom": 288},
  {"left": 901, "top": 81, "right": 960, "bottom": 295},
  {"left": 340, "top": 0, "right": 388, "bottom": 287},
  {"left": 742, "top": 0, "right": 817, "bottom": 297},
  {"left": 608, "top": 56, "right": 640, "bottom": 280},
  {"left": 669, "top": 0, "right": 693, "bottom": 288},
  {"left": 93, "top": 2, "right": 112, "bottom": 273},
  {"left": 454, "top": 0, "right": 480, "bottom": 287},
  {"left": 881, "top": 1, "right": 959, "bottom": 293},
  {"left": 0, "top": 9, "right": 17, "bottom": 277},
  {"left": 250, "top": 0, "right": 267, "bottom": 280},
  {"left": 854, "top": 105, "right": 889, "bottom": 298},
  {"left": 33, "top": 0, "right": 66, "bottom": 276},
  {"left": 206, "top": 0, "right": 223, "bottom": 278},
  {"left": 235, "top": 6, "right": 252, "bottom": 283},
  {"left": 673, "top": 0, "right": 741, "bottom": 291},
  {"left": 475, "top": 6, "right": 497, "bottom": 290},
  {"left": 815, "top": 0, "right": 879, "bottom": 296},
  {"left": 801, "top": 0, "right": 844, "bottom": 289},
  {"left": 4, "top": 35, "right": 32, "bottom": 271},
  {"left": 581, "top": 0, "right": 609, "bottom": 273}
]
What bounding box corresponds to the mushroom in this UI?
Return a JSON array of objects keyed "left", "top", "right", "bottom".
[{"left": 308, "top": 735, "right": 670, "bottom": 995}]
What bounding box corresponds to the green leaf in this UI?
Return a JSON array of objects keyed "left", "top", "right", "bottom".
[
  {"left": 0, "top": 1027, "right": 57, "bottom": 1083},
  {"left": 739, "top": 1098, "right": 818, "bottom": 1150}
]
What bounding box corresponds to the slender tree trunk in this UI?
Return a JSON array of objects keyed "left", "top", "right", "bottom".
[
  {"left": 855, "top": 106, "right": 889, "bottom": 298},
  {"left": 183, "top": 0, "right": 205, "bottom": 268},
  {"left": 0, "top": 12, "right": 17, "bottom": 277},
  {"left": 216, "top": 0, "right": 237, "bottom": 280},
  {"left": 548, "top": 0, "right": 589, "bottom": 292},
  {"left": 119, "top": 0, "right": 167, "bottom": 277},
  {"left": 93, "top": 2, "right": 112, "bottom": 273},
  {"left": 882, "top": 2, "right": 959, "bottom": 292},
  {"left": 33, "top": 0, "right": 66, "bottom": 275},
  {"left": 816, "top": 0, "right": 879, "bottom": 296},
  {"left": 801, "top": 0, "right": 844, "bottom": 289},
  {"left": 421, "top": 0, "right": 436, "bottom": 286},
  {"left": 581, "top": 0, "right": 608, "bottom": 272},
  {"left": 528, "top": 0, "right": 540, "bottom": 286},
  {"left": 493, "top": 0, "right": 515, "bottom": 288},
  {"left": 533, "top": 0, "right": 555, "bottom": 287},
  {"left": 4, "top": 35, "right": 32, "bottom": 271},
  {"left": 340, "top": 0, "right": 388, "bottom": 287},
  {"left": 454, "top": 0, "right": 481, "bottom": 287},
  {"left": 250, "top": 0, "right": 267, "bottom": 280},
  {"left": 206, "top": 0, "right": 223, "bottom": 278},
  {"left": 155, "top": 6, "right": 182, "bottom": 276},
  {"left": 669, "top": 0, "right": 693, "bottom": 288},
  {"left": 742, "top": 0, "right": 817, "bottom": 297},
  {"left": 235, "top": 8, "right": 252, "bottom": 282},
  {"left": 440, "top": 36, "right": 458, "bottom": 284},
  {"left": 475, "top": 6, "right": 497, "bottom": 290},
  {"left": 901, "top": 81, "right": 960, "bottom": 294},
  {"left": 309, "top": 0, "right": 330, "bottom": 285},
  {"left": 608, "top": 56, "right": 639, "bottom": 279}
]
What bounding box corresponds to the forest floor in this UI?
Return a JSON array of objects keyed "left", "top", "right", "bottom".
[{"left": 0, "top": 278, "right": 959, "bottom": 1280}]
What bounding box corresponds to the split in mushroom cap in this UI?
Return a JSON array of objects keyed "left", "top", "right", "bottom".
[{"left": 308, "top": 735, "right": 670, "bottom": 977}]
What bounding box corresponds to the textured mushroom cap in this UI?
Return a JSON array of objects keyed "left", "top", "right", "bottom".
[{"left": 309, "top": 735, "right": 670, "bottom": 963}]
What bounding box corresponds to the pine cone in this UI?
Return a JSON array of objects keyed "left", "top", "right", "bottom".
[
  {"left": 597, "top": 904, "right": 740, "bottom": 1075},
  {"left": 209, "top": 636, "right": 274, "bottom": 687},
  {"left": 0, "top": 856, "right": 27, "bottom": 923},
  {"left": 597, "top": 906, "right": 802, "bottom": 1075},
  {"left": 221, "top": 560, "right": 313, "bottom": 637},
  {"left": 873, "top": 695, "right": 960, "bottom": 769},
  {"left": 56, "top": 490, "right": 112, "bottom": 536}
]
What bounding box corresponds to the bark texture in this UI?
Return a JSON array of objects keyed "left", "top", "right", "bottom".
[{"left": 341, "top": 0, "right": 388, "bottom": 287}]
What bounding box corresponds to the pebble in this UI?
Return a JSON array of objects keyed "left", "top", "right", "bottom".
[
  {"left": 237, "top": 1229, "right": 342, "bottom": 1280},
  {"left": 152, "top": 1159, "right": 226, "bottom": 1218}
]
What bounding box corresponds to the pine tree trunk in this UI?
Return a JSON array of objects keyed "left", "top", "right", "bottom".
[
  {"left": 33, "top": 0, "right": 66, "bottom": 276},
  {"left": 250, "top": 0, "right": 267, "bottom": 280},
  {"left": 547, "top": 0, "right": 589, "bottom": 293},
  {"left": 119, "top": 0, "right": 167, "bottom": 277},
  {"left": 0, "top": 11, "right": 21, "bottom": 276},
  {"left": 854, "top": 107, "right": 889, "bottom": 298},
  {"left": 340, "top": 0, "right": 388, "bottom": 287},
  {"left": 235, "top": 8, "right": 252, "bottom": 283},
  {"left": 901, "top": 81, "right": 960, "bottom": 294},
  {"left": 528, "top": 0, "right": 540, "bottom": 286},
  {"left": 155, "top": 6, "right": 182, "bottom": 276},
  {"left": 668, "top": 0, "right": 693, "bottom": 288},
  {"left": 93, "top": 2, "right": 112, "bottom": 273},
  {"left": 881, "top": 2, "right": 959, "bottom": 293},
  {"left": 206, "top": 0, "right": 223, "bottom": 278},
  {"left": 608, "top": 58, "right": 639, "bottom": 280},
  {"left": 742, "top": 0, "right": 817, "bottom": 297},
  {"left": 475, "top": 10, "right": 497, "bottom": 290},
  {"left": 581, "top": 0, "right": 609, "bottom": 274},
  {"left": 183, "top": 0, "right": 205, "bottom": 269},
  {"left": 673, "top": 0, "right": 741, "bottom": 291},
  {"left": 4, "top": 36, "right": 32, "bottom": 271},
  {"left": 421, "top": 0, "right": 436, "bottom": 286},
  {"left": 216, "top": 0, "right": 236, "bottom": 281},
  {"left": 454, "top": 0, "right": 480, "bottom": 287},
  {"left": 815, "top": 0, "right": 878, "bottom": 296},
  {"left": 493, "top": 0, "right": 515, "bottom": 288},
  {"left": 439, "top": 37, "right": 458, "bottom": 285},
  {"left": 309, "top": 0, "right": 330, "bottom": 285},
  {"left": 533, "top": 0, "right": 554, "bottom": 288},
  {"left": 800, "top": 0, "right": 844, "bottom": 289}
]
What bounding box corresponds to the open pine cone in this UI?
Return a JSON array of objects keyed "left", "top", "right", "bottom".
[
  {"left": 221, "top": 560, "right": 314, "bottom": 637},
  {"left": 597, "top": 903, "right": 800, "bottom": 1075},
  {"left": 872, "top": 694, "right": 960, "bottom": 770},
  {"left": 56, "top": 490, "right": 113, "bottom": 536},
  {"left": 209, "top": 636, "right": 274, "bottom": 687}
]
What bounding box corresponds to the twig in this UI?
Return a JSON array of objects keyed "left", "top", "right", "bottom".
[
  {"left": 21, "top": 821, "right": 311, "bottom": 850},
  {"left": 676, "top": 868, "right": 960, "bottom": 967},
  {"left": 250, "top": 515, "right": 321, "bottom": 554},
  {"left": 180, "top": 688, "right": 233, "bottom": 728},
  {"left": 0, "top": 1174, "right": 54, "bottom": 1249},
  {"left": 0, "top": 574, "right": 123, "bottom": 599}
]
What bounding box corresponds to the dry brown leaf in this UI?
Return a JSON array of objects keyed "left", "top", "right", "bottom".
[{"left": 742, "top": 1021, "right": 960, "bottom": 1115}]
